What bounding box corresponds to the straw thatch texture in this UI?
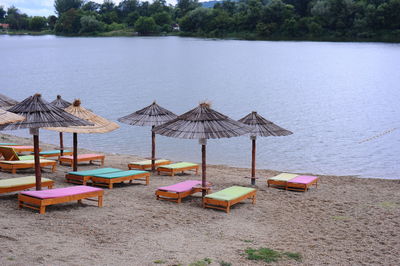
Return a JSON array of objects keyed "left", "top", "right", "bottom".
[
  {"left": 153, "top": 103, "right": 251, "bottom": 139},
  {"left": 0, "top": 108, "right": 25, "bottom": 125},
  {"left": 118, "top": 101, "right": 177, "bottom": 126},
  {"left": 51, "top": 95, "right": 72, "bottom": 109},
  {"left": 46, "top": 99, "right": 119, "bottom": 133},
  {"left": 0, "top": 93, "right": 18, "bottom": 109},
  {"left": 0, "top": 94, "right": 92, "bottom": 130},
  {"left": 238, "top": 111, "right": 293, "bottom": 137}
]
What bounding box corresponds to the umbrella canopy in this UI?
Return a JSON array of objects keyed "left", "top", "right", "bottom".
[
  {"left": 0, "top": 94, "right": 91, "bottom": 190},
  {"left": 46, "top": 99, "right": 119, "bottom": 171},
  {"left": 153, "top": 103, "right": 251, "bottom": 196},
  {"left": 118, "top": 101, "right": 177, "bottom": 171},
  {"left": 0, "top": 93, "right": 18, "bottom": 109},
  {"left": 118, "top": 101, "right": 177, "bottom": 126},
  {"left": 238, "top": 111, "right": 293, "bottom": 185},
  {"left": 51, "top": 95, "right": 72, "bottom": 109},
  {"left": 0, "top": 108, "right": 25, "bottom": 125}
]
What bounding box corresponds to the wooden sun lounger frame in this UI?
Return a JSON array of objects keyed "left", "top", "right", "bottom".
[
  {"left": 0, "top": 146, "right": 41, "bottom": 153},
  {"left": 286, "top": 178, "right": 319, "bottom": 192},
  {"left": 18, "top": 189, "right": 104, "bottom": 214},
  {"left": 91, "top": 172, "right": 150, "bottom": 189},
  {"left": 267, "top": 179, "right": 288, "bottom": 190},
  {"left": 0, "top": 161, "right": 57, "bottom": 174},
  {"left": 157, "top": 164, "right": 199, "bottom": 176},
  {"left": 59, "top": 154, "right": 105, "bottom": 166},
  {"left": 156, "top": 186, "right": 211, "bottom": 204},
  {"left": 40, "top": 151, "right": 73, "bottom": 158},
  {"left": 203, "top": 190, "right": 257, "bottom": 213},
  {"left": 0, "top": 180, "right": 54, "bottom": 194},
  {"left": 128, "top": 160, "right": 171, "bottom": 170}
]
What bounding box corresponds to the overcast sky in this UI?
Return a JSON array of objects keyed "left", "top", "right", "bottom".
[{"left": 0, "top": 0, "right": 181, "bottom": 17}]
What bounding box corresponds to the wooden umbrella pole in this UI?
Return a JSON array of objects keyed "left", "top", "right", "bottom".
[
  {"left": 151, "top": 125, "right": 156, "bottom": 171},
  {"left": 202, "top": 144, "right": 206, "bottom": 197},
  {"left": 251, "top": 138, "right": 256, "bottom": 185},
  {"left": 32, "top": 130, "right": 42, "bottom": 190},
  {"left": 73, "top": 133, "right": 78, "bottom": 172},
  {"left": 59, "top": 132, "right": 64, "bottom": 155}
]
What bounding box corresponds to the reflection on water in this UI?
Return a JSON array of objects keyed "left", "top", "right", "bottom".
[{"left": 1, "top": 35, "right": 399, "bottom": 179}]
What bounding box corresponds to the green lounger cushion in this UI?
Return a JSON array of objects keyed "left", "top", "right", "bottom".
[
  {"left": 39, "top": 150, "right": 71, "bottom": 155},
  {"left": 205, "top": 186, "right": 256, "bottom": 201},
  {"left": 0, "top": 176, "right": 52, "bottom": 188},
  {"left": 0, "top": 159, "right": 55, "bottom": 164},
  {"left": 160, "top": 162, "right": 198, "bottom": 169},
  {"left": 93, "top": 170, "right": 148, "bottom": 179},
  {"left": 18, "top": 155, "right": 36, "bottom": 160},
  {"left": 268, "top": 173, "right": 299, "bottom": 181},
  {"left": 130, "top": 159, "right": 169, "bottom": 165},
  {"left": 68, "top": 168, "right": 121, "bottom": 176}
]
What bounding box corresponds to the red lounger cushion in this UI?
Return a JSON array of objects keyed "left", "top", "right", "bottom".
[
  {"left": 288, "top": 175, "right": 318, "bottom": 184},
  {"left": 60, "top": 154, "right": 103, "bottom": 160},
  {"left": 20, "top": 185, "right": 103, "bottom": 199},
  {"left": 157, "top": 180, "right": 202, "bottom": 193}
]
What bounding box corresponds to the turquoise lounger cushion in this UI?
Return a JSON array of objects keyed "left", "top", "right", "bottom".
[
  {"left": 93, "top": 170, "right": 148, "bottom": 179},
  {"left": 68, "top": 168, "right": 121, "bottom": 176},
  {"left": 205, "top": 186, "right": 256, "bottom": 201},
  {"left": 39, "top": 150, "right": 71, "bottom": 155}
]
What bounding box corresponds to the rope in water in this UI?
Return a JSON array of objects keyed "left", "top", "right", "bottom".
[{"left": 358, "top": 128, "right": 398, "bottom": 144}]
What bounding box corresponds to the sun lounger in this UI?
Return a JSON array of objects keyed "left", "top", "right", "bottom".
[
  {"left": 0, "top": 145, "right": 39, "bottom": 153},
  {"left": 59, "top": 154, "right": 105, "bottom": 166},
  {"left": 128, "top": 159, "right": 171, "bottom": 170},
  {"left": 0, "top": 159, "right": 57, "bottom": 174},
  {"left": 0, "top": 146, "right": 36, "bottom": 161},
  {"left": 203, "top": 186, "right": 256, "bottom": 213},
  {"left": 286, "top": 175, "right": 319, "bottom": 192},
  {"left": 37, "top": 150, "right": 73, "bottom": 158},
  {"left": 267, "top": 173, "right": 299, "bottom": 189},
  {"left": 65, "top": 167, "right": 122, "bottom": 185},
  {"left": 157, "top": 162, "right": 199, "bottom": 176},
  {"left": 91, "top": 170, "right": 150, "bottom": 189},
  {"left": 18, "top": 185, "right": 103, "bottom": 214},
  {"left": 0, "top": 176, "right": 54, "bottom": 194},
  {"left": 155, "top": 180, "right": 211, "bottom": 203},
  {"left": 0, "top": 143, "right": 18, "bottom": 146}
]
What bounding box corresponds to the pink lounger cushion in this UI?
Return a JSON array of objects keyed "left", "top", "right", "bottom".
[
  {"left": 288, "top": 175, "right": 318, "bottom": 184},
  {"left": 158, "top": 180, "right": 202, "bottom": 193},
  {"left": 20, "top": 185, "right": 103, "bottom": 199},
  {"left": 60, "top": 154, "right": 103, "bottom": 159}
]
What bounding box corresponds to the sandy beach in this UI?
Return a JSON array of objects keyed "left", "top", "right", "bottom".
[{"left": 0, "top": 132, "right": 399, "bottom": 266}]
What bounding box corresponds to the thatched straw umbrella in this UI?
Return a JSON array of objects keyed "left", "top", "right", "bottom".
[
  {"left": 238, "top": 111, "right": 293, "bottom": 185},
  {"left": 0, "top": 108, "right": 25, "bottom": 125},
  {"left": 0, "top": 93, "right": 18, "bottom": 109},
  {"left": 46, "top": 99, "right": 119, "bottom": 171},
  {"left": 153, "top": 103, "right": 251, "bottom": 196},
  {"left": 118, "top": 101, "right": 177, "bottom": 171},
  {"left": 0, "top": 94, "right": 91, "bottom": 190},
  {"left": 50, "top": 95, "right": 72, "bottom": 155}
]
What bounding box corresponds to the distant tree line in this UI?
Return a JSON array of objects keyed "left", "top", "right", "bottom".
[{"left": 1, "top": 0, "right": 399, "bottom": 41}]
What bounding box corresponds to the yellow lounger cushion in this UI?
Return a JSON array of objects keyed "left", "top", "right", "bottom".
[
  {"left": 268, "top": 173, "right": 299, "bottom": 181},
  {"left": 129, "top": 159, "right": 170, "bottom": 165},
  {"left": 0, "top": 159, "right": 55, "bottom": 164},
  {"left": 0, "top": 176, "right": 53, "bottom": 188}
]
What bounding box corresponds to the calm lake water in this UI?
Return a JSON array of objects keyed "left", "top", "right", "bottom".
[{"left": 1, "top": 35, "right": 399, "bottom": 179}]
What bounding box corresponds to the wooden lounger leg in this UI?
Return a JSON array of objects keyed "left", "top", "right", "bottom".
[
  {"left": 196, "top": 168, "right": 198, "bottom": 175},
  {"left": 98, "top": 195, "right": 103, "bottom": 207},
  {"left": 252, "top": 195, "right": 256, "bottom": 204},
  {"left": 48, "top": 184, "right": 54, "bottom": 189},
  {"left": 171, "top": 171, "right": 175, "bottom": 177},
  {"left": 18, "top": 200, "right": 23, "bottom": 209},
  {"left": 108, "top": 183, "right": 113, "bottom": 189},
  {"left": 52, "top": 164, "right": 57, "bottom": 172},
  {"left": 145, "top": 175, "right": 149, "bottom": 185},
  {"left": 12, "top": 168, "right": 16, "bottom": 174},
  {"left": 39, "top": 206, "right": 46, "bottom": 215},
  {"left": 101, "top": 158, "right": 105, "bottom": 166},
  {"left": 78, "top": 199, "right": 82, "bottom": 204}
]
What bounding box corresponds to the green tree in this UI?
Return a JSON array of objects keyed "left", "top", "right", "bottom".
[
  {"left": 6, "top": 6, "right": 29, "bottom": 30},
  {"left": 176, "top": 0, "right": 201, "bottom": 18},
  {"left": 54, "top": 0, "right": 83, "bottom": 16},
  {"left": 134, "top": 16, "right": 157, "bottom": 34},
  {"left": 152, "top": 11, "right": 172, "bottom": 26},
  {"left": 29, "top": 16, "right": 47, "bottom": 31},
  {"left": 48, "top": 15, "right": 58, "bottom": 30},
  {"left": 55, "top": 8, "right": 82, "bottom": 34},
  {"left": 179, "top": 7, "right": 212, "bottom": 32},
  {"left": 0, "top": 6, "right": 6, "bottom": 22},
  {"left": 80, "top": 15, "right": 103, "bottom": 33}
]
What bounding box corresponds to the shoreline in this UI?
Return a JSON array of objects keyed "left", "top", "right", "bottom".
[{"left": 0, "top": 132, "right": 399, "bottom": 265}]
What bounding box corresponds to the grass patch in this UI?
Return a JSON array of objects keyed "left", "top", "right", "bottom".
[
  {"left": 244, "top": 248, "right": 302, "bottom": 263},
  {"left": 378, "top": 201, "right": 398, "bottom": 209},
  {"left": 242, "top": 239, "right": 254, "bottom": 243},
  {"left": 189, "top": 258, "right": 212, "bottom": 266},
  {"left": 332, "top": 215, "right": 350, "bottom": 221},
  {"left": 219, "top": 261, "right": 232, "bottom": 266},
  {"left": 153, "top": 259, "right": 166, "bottom": 264}
]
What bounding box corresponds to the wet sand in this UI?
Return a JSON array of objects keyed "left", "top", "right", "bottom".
[{"left": 0, "top": 133, "right": 399, "bottom": 265}]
